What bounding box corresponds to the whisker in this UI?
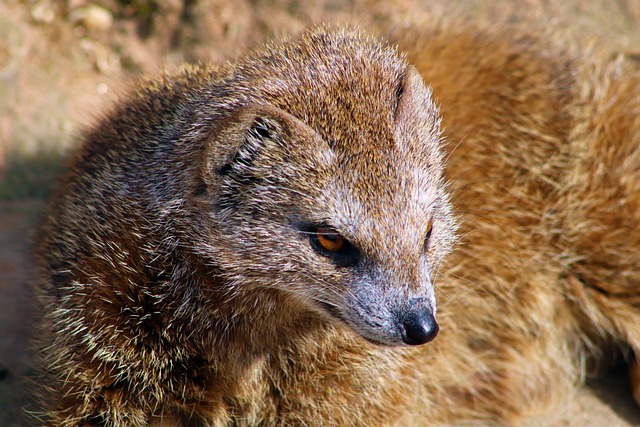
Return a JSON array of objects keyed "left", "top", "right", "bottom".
[
  {"left": 443, "top": 135, "right": 469, "bottom": 165},
  {"left": 454, "top": 210, "right": 523, "bottom": 266},
  {"left": 439, "top": 271, "right": 502, "bottom": 306},
  {"left": 447, "top": 177, "right": 501, "bottom": 196}
]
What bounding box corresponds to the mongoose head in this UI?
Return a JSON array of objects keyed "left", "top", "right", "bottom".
[{"left": 191, "top": 29, "right": 456, "bottom": 346}]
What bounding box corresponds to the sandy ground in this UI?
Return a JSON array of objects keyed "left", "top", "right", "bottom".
[{"left": 1, "top": 0, "right": 640, "bottom": 425}]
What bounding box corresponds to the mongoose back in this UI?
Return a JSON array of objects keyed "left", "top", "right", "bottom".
[{"left": 35, "top": 24, "right": 640, "bottom": 426}]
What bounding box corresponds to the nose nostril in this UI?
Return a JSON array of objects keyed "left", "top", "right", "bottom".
[{"left": 401, "top": 311, "right": 439, "bottom": 346}]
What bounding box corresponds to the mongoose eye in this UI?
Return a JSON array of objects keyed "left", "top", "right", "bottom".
[
  {"left": 308, "top": 226, "right": 359, "bottom": 267},
  {"left": 424, "top": 220, "right": 434, "bottom": 250},
  {"left": 314, "top": 227, "right": 346, "bottom": 253}
]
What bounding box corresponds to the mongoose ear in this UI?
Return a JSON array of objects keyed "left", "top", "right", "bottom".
[
  {"left": 197, "top": 104, "right": 322, "bottom": 200},
  {"left": 393, "top": 65, "right": 441, "bottom": 159},
  {"left": 205, "top": 105, "right": 283, "bottom": 171},
  {"left": 394, "top": 65, "right": 436, "bottom": 124}
]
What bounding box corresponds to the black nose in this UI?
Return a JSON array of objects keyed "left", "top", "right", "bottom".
[{"left": 400, "top": 305, "right": 439, "bottom": 345}]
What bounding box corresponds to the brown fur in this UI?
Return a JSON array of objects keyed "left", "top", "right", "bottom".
[
  {"left": 34, "top": 22, "right": 640, "bottom": 426},
  {"left": 395, "top": 22, "right": 640, "bottom": 422}
]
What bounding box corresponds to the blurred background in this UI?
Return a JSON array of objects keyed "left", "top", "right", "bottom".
[{"left": 1, "top": 0, "right": 639, "bottom": 425}]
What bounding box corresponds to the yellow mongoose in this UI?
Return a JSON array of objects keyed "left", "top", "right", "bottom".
[{"left": 35, "top": 25, "right": 640, "bottom": 426}]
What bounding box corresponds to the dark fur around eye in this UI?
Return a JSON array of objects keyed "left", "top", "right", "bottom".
[
  {"left": 305, "top": 225, "right": 360, "bottom": 268},
  {"left": 423, "top": 220, "right": 434, "bottom": 251}
]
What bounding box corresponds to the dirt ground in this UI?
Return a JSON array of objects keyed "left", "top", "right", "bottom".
[{"left": 1, "top": 0, "right": 640, "bottom": 425}]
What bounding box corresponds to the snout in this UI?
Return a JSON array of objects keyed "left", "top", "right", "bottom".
[
  {"left": 399, "top": 298, "right": 439, "bottom": 345},
  {"left": 342, "top": 281, "right": 440, "bottom": 346}
]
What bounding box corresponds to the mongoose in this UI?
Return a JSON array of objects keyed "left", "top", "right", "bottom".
[{"left": 34, "top": 24, "right": 640, "bottom": 426}]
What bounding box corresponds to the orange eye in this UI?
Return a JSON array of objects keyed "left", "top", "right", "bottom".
[
  {"left": 314, "top": 227, "right": 346, "bottom": 253},
  {"left": 308, "top": 225, "right": 359, "bottom": 267}
]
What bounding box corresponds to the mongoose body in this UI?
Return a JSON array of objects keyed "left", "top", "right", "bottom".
[{"left": 35, "top": 25, "right": 640, "bottom": 426}]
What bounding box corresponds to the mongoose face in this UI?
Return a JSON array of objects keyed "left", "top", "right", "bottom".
[{"left": 191, "top": 30, "right": 457, "bottom": 346}]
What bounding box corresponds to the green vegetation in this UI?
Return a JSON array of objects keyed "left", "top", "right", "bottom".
[{"left": 0, "top": 149, "right": 65, "bottom": 200}]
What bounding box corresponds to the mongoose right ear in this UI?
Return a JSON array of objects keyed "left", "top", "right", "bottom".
[
  {"left": 394, "top": 65, "right": 438, "bottom": 126},
  {"left": 392, "top": 65, "right": 441, "bottom": 164}
]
